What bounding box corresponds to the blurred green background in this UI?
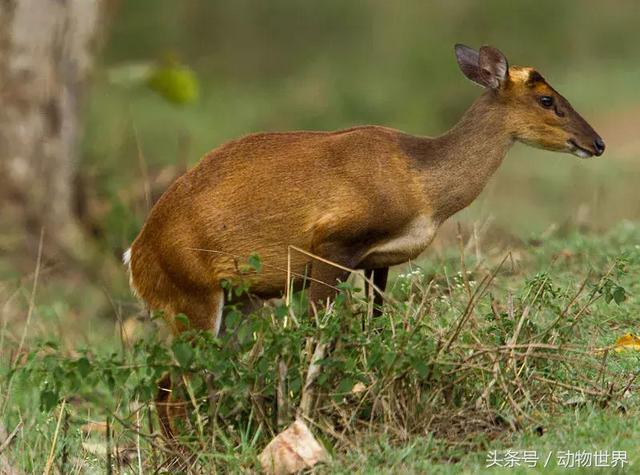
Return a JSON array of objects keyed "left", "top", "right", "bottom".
[{"left": 85, "top": 0, "right": 640, "bottom": 256}]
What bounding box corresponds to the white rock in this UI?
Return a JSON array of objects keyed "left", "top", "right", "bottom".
[{"left": 258, "top": 419, "right": 329, "bottom": 475}]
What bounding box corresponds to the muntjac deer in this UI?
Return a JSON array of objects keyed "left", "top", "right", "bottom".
[{"left": 126, "top": 43, "right": 604, "bottom": 340}]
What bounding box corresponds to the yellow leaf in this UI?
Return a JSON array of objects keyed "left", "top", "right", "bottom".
[
  {"left": 147, "top": 63, "right": 199, "bottom": 105},
  {"left": 614, "top": 333, "right": 640, "bottom": 352}
]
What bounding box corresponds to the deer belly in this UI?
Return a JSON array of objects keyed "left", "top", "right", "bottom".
[{"left": 360, "top": 214, "right": 439, "bottom": 268}]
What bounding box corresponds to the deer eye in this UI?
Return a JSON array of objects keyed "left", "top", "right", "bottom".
[{"left": 538, "top": 96, "right": 554, "bottom": 108}]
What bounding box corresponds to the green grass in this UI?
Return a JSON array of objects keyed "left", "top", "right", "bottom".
[
  {"left": 1, "top": 222, "right": 638, "bottom": 473},
  {"left": 326, "top": 407, "right": 639, "bottom": 474}
]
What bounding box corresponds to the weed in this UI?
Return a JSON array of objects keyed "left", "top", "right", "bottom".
[{"left": 1, "top": 224, "right": 639, "bottom": 472}]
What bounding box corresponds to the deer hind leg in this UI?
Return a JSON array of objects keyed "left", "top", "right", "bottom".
[
  {"left": 364, "top": 267, "right": 389, "bottom": 317},
  {"left": 156, "top": 286, "right": 224, "bottom": 441}
]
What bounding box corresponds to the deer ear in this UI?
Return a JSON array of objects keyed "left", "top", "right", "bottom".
[
  {"left": 454, "top": 44, "right": 509, "bottom": 90},
  {"left": 478, "top": 46, "right": 509, "bottom": 89},
  {"left": 454, "top": 44, "right": 485, "bottom": 87}
]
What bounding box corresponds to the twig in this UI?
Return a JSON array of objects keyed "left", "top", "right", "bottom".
[
  {"left": 14, "top": 228, "right": 44, "bottom": 366},
  {"left": 0, "top": 421, "right": 22, "bottom": 454},
  {"left": 299, "top": 340, "right": 328, "bottom": 418},
  {"left": 108, "top": 410, "right": 187, "bottom": 459},
  {"left": 459, "top": 343, "right": 585, "bottom": 353},
  {"left": 0, "top": 288, "right": 22, "bottom": 367},
  {"left": 286, "top": 246, "right": 292, "bottom": 306},
  {"left": 596, "top": 349, "right": 609, "bottom": 390},
  {"left": 60, "top": 410, "right": 70, "bottom": 474},
  {"left": 536, "top": 273, "right": 590, "bottom": 340},
  {"left": 456, "top": 222, "right": 472, "bottom": 300},
  {"left": 507, "top": 306, "right": 536, "bottom": 408},
  {"left": 1, "top": 231, "right": 45, "bottom": 419},
  {"left": 287, "top": 245, "right": 396, "bottom": 306},
  {"left": 276, "top": 357, "right": 289, "bottom": 427},
  {"left": 533, "top": 375, "right": 608, "bottom": 397},
  {"left": 43, "top": 398, "right": 66, "bottom": 475},
  {"left": 476, "top": 348, "right": 501, "bottom": 410},
  {"left": 181, "top": 374, "right": 206, "bottom": 446},
  {"left": 188, "top": 247, "right": 339, "bottom": 293},
  {"left": 133, "top": 123, "right": 152, "bottom": 212},
  {"left": 136, "top": 400, "right": 143, "bottom": 475},
  {"left": 618, "top": 372, "right": 639, "bottom": 397},
  {"left": 443, "top": 252, "right": 510, "bottom": 353},
  {"left": 147, "top": 407, "right": 158, "bottom": 472},
  {"left": 106, "top": 415, "right": 112, "bottom": 475}
]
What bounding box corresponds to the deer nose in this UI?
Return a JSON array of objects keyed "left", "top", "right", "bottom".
[{"left": 594, "top": 137, "right": 605, "bottom": 156}]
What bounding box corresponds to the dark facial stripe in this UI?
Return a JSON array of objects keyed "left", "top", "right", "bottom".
[{"left": 526, "top": 70, "right": 545, "bottom": 87}]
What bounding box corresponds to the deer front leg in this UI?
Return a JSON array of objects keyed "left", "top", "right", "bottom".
[{"left": 308, "top": 261, "right": 350, "bottom": 314}]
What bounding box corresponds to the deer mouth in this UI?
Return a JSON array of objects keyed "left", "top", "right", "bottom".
[{"left": 567, "top": 139, "right": 594, "bottom": 158}]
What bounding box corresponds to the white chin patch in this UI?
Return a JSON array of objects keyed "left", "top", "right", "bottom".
[
  {"left": 572, "top": 148, "right": 592, "bottom": 158},
  {"left": 123, "top": 247, "right": 132, "bottom": 266}
]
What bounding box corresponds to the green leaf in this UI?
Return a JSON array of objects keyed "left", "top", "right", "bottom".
[
  {"left": 337, "top": 377, "right": 355, "bottom": 395},
  {"left": 248, "top": 253, "right": 262, "bottom": 272},
  {"left": 172, "top": 341, "right": 193, "bottom": 368},
  {"left": 175, "top": 313, "right": 190, "bottom": 329},
  {"left": 274, "top": 304, "right": 288, "bottom": 319},
  {"left": 237, "top": 323, "right": 253, "bottom": 345},
  {"left": 613, "top": 286, "right": 626, "bottom": 304},
  {"left": 43, "top": 340, "right": 59, "bottom": 350},
  {"left": 40, "top": 390, "right": 59, "bottom": 411},
  {"left": 226, "top": 310, "right": 241, "bottom": 331},
  {"left": 412, "top": 359, "right": 429, "bottom": 378},
  {"left": 337, "top": 282, "right": 353, "bottom": 291},
  {"left": 383, "top": 351, "right": 395, "bottom": 366},
  {"left": 76, "top": 357, "right": 91, "bottom": 378}
]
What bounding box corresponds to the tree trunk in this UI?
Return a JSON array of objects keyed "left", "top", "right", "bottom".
[{"left": 0, "top": 0, "right": 102, "bottom": 264}]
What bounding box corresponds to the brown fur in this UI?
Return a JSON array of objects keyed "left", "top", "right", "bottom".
[{"left": 127, "top": 45, "right": 604, "bottom": 335}]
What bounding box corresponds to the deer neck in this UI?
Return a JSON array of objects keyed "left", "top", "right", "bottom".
[{"left": 422, "top": 91, "right": 514, "bottom": 222}]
